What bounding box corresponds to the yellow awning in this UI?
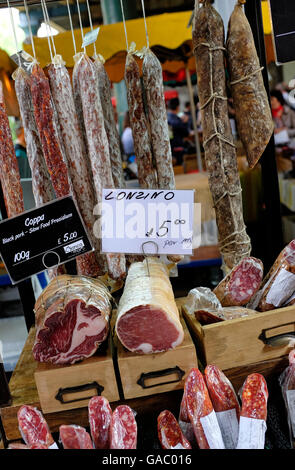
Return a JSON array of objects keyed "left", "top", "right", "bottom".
[
  {"left": 23, "top": 11, "right": 194, "bottom": 82},
  {"left": 262, "top": 0, "right": 272, "bottom": 35}
]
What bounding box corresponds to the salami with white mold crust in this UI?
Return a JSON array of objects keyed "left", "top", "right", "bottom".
[
  {"left": 115, "top": 258, "right": 184, "bottom": 354},
  {"left": 110, "top": 405, "right": 137, "bottom": 449},
  {"left": 213, "top": 256, "right": 263, "bottom": 307}
]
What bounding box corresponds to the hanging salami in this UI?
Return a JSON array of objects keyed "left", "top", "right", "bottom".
[
  {"left": 125, "top": 52, "right": 157, "bottom": 189},
  {"left": 13, "top": 67, "right": 54, "bottom": 207},
  {"left": 226, "top": 1, "right": 274, "bottom": 169},
  {"left": 193, "top": 0, "right": 251, "bottom": 271},
  {"left": 0, "top": 81, "right": 24, "bottom": 218},
  {"left": 94, "top": 57, "right": 125, "bottom": 189},
  {"left": 72, "top": 53, "right": 126, "bottom": 281}
]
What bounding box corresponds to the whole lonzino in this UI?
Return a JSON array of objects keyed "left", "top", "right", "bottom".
[{"left": 193, "top": 0, "right": 251, "bottom": 271}]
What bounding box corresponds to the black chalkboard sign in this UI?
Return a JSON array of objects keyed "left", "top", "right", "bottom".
[
  {"left": 269, "top": 0, "right": 295, "bottom": 64},
  {"left": 0, "top": 196, "right": 93, "bottom": 284}
]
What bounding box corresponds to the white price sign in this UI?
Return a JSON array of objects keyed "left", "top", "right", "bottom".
[{"left": 100, "top": 188, "right": 200, "bottom": 256}]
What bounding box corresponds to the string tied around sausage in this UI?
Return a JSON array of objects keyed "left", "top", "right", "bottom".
[{"left": 230, "top": 66, "right": 264, "bottom": 86}]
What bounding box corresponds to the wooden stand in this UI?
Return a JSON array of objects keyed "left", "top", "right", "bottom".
[{"left": 34, "top": 336, "right": 119, "bottom": 414}]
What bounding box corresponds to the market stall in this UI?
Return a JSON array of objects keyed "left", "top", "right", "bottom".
[{"left": 0, "top": 0, "right": 294, "bottom": 454}]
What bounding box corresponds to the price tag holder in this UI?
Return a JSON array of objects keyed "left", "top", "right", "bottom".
[
  {"left": 101, "top": 188, "right": 199, "bottom": 256},
  {"left": 0, "top": 196, "right": 93, "bottom": 284}
]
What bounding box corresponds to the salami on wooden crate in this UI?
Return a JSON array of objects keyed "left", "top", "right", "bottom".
[
  {"left": 88, "top": 396, "right": 112, "bottom": 449},
  {"left": 110, "top": 405, "right": 137, "bottom": 449},
  {"left": 115, "top": 258, "right": 184, "bottom": 354},
  {"left": 157, "top": 410, "right": 192, "bottom": 449},
  {"left": 17, "top": 405, "right": 55, "bottom": 449},
  {"left": 59, "top": 425, "right": 93, "bottom": 449},
  {"left": 33, "top": 275, "right": 111, "bottom": 364}
]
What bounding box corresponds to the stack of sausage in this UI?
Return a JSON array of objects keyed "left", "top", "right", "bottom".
[
  {"left": 158, "top": 366, "right": 268, "bottom": 450},
  {"left": 13, "top": 398, "right": 137, "bottom": 450}
]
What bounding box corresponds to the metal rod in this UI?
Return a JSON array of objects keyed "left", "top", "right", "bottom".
[{"left": 244, "top": 0, "right": 284, "bottom": 271}]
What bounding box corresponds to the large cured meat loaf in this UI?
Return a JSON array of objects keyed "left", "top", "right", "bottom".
[
  {"left": 59, "top": 425, "right": 93, "bottom": 449},
  {"left": 255, "top": 240, "right": 295, "bottom": 311},
  {"left": 17, "top": 405, "right": 55, "bottom": 449},
  {"left": 157, "top": 410, "right": 191, "bottom": 449},
  {"left": 88, "top": 396, "right": 112, "bottom": 449},
  {"left": 94, "top": 57, "right": 125, "bottom": 189},
  {"left": 142, "top": 49, "right": 175, "bottom": 190},
  {"left": 193, "top": 0, "right": 251, "bottom": 271},
  {"left": 226, "top": 2, "right": 274, "bottom": 169},
  {"left": 213, "top": 256, "right": 263, "bottom": 307},
  {"left": 115, "top": 258, "right": 184, "bottom": 354},
  {"left": 125, "top": 53, "right": 157, "bottom": 189},
  {"left": 110, "top": 405, "right": 137, "bottom": 449},
  {"left": 13, "top": 67, "right": 54, "bottom": 207},
  {"left": 33, "top": 275, "right": 111, "bottom": 364},
  {"left": 0, "top": 81, "right": 24, "bottom": 218}
]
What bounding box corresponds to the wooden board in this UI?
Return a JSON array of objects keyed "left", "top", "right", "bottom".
[
  {"left": 113, "top": 307, "right": 198, "bottom": 400},
  {"left": 182, "top": 300, "right": 295, "bottom": 371},
  {"left": 34, "top": 335, "right": 119, "bottom": 414}
]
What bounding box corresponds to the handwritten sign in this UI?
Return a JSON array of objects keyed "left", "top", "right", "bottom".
[{"left": 100, "top": 188, "right": 200, "bottom": 256}]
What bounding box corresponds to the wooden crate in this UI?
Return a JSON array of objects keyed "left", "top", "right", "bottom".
[
  {"left": 182, "top": 301, "right": 295, "bottom": 371},
  {"left": 34, "top": 335, "right": 119, "bottom": 414},
  {"left": 113, "top": 315, "right": 198, "bottom": 400}
]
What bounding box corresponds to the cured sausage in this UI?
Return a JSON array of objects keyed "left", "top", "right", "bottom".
[
  {"left": 213, "top": 257, "right": 263, "bottom": 307},
  {"left": 0, "top": 81, "right": 24, "bottom": 218},
  {"left": 178, "top": 394, "right": 195, "bottom": 444},
  {"left": 94, "top": 57, "right": 125, "bottom": 189},
  {"left": 157, "top": 410, "right": 192, "bottom": 449},
  {"left": 184, "top": 368, "right": 225, "bottom": 449},
  {"left": 17, "top": 405, "right": 54, "bottom": 449},
  {"left": 237, "top": 373, "right": 268, "bottom": 449},
  {"left": 72, "top": 53, "right": 126, "bottom": 281},
  {"left": 59, "top": 425, "right": 93, "bottom": 449},
  {"left": 115, "top": 258, "right": 184, "bottom": 354},
  {"left": 204, "top": 365, "right": 240, "bottom": 448},
  {"left": 193, "top": 0, "right": 251, "bottom": 271},
  {"left": 88, "top": 396, "right": 112, "bottom": 449},
  {"left": 142, "top": 49, "right": 175, "bottom": 190},
  {"left": 110, "top": 405, "right": 137, "bottom": 449},
  {"left": 33, "top": 274, "right": 111, "bottom": 364},
  {"left": 279, "top": 349, "right": 295, "bottom": 445},
  {"left": 226, "top": 1, "right": 274, "bottom": 169},
  {"left": 13, "top": 67, "right": 54, "bottom": 207},
  {"left": 125, "top": 52, "right": 157, "bottom": 189}
]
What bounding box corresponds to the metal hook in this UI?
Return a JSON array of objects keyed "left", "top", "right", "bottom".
[{"left": 141, "top": 241, "right": 159, "bottom": 277}]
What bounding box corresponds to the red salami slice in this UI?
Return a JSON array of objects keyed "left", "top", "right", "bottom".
[
  {"left": 204, "top": 365, "right": 240, "bottom": 416},
  {"left": 184, "top": 368, "right": 224, "bottom": 449},
  {"left": 240, "top": 373, "right": 268, "bottom": 421},
  {"left": 88, "top": 396, "right": 112, "bottom": 449},
  {"left": 213, "top": 257, "right": 263, "bottom": 307},
  {"left": 158, "top": 410, "right": 191, "bottom": 449},
  {"left": 59, "top": 425, "right": 93, "bottom": 449},
  {"left": 110, "top": 405, "right": 137, "bottom": 449},
  {"left": 17, "top": 405, "right": 54, "bottom": 448}
]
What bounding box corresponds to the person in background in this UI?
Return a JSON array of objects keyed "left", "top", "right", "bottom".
[
  {"left": 270, "top": 89, "right": 295, "bottom": 138},
  {"left": 14, "top": 119, "right": 31, "bottom": 178},
  {"left": 184, "top": 95, "right": 201, "bottom": 131},
  {"left": 167, "top": 97, "right": 190, "bottom": 164},
  {"left": 121, "top": 111, "right": 135, "bottom": 157}
]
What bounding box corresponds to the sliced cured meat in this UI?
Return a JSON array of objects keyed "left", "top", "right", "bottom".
[
  {"left": 0, "top": 81, "right": 24, "bottom": 218},
  {"left": 110, "top": 405, "right": 137, "bottom": 449},
  {"left": 213, "top": 257, "right": 263, "bottom": 307},
  {"left": 178, "top": 394, "right": 195, "bottom": 444},
  {"left": 204, "top": 365, "right": 240, "bottom": 448},
  {"left": 17, "top": 405, "right": 54, "bottom": 448},
  {"left": 256, "top": 240, "right": 295, "bottom": 311},
  {"left": 13, "top": 67, "right": 54, "bottom": 207},
  {"left": 237, "top": 373, "right": 268, "bottom": 449},
  {"left": 185, "top": 287, "right": 223, "bottom": 324},
  {"left": 59, "top": 425, "right": 93, "bottom": 449},
  {"left": 88, "top": 396, "right": 112, "bottom": 449},
  {"left": 115, "top": 258, "right": 184, "bottom": 354},
  {"left": 157, "top": 410, "right": 191, "bottom": 449},
  {"left": 184, "top": 368, "right": 225, "bottom": 449},
  {"left": 33, "top": 275, "right": 111, "bottom": 364}
]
